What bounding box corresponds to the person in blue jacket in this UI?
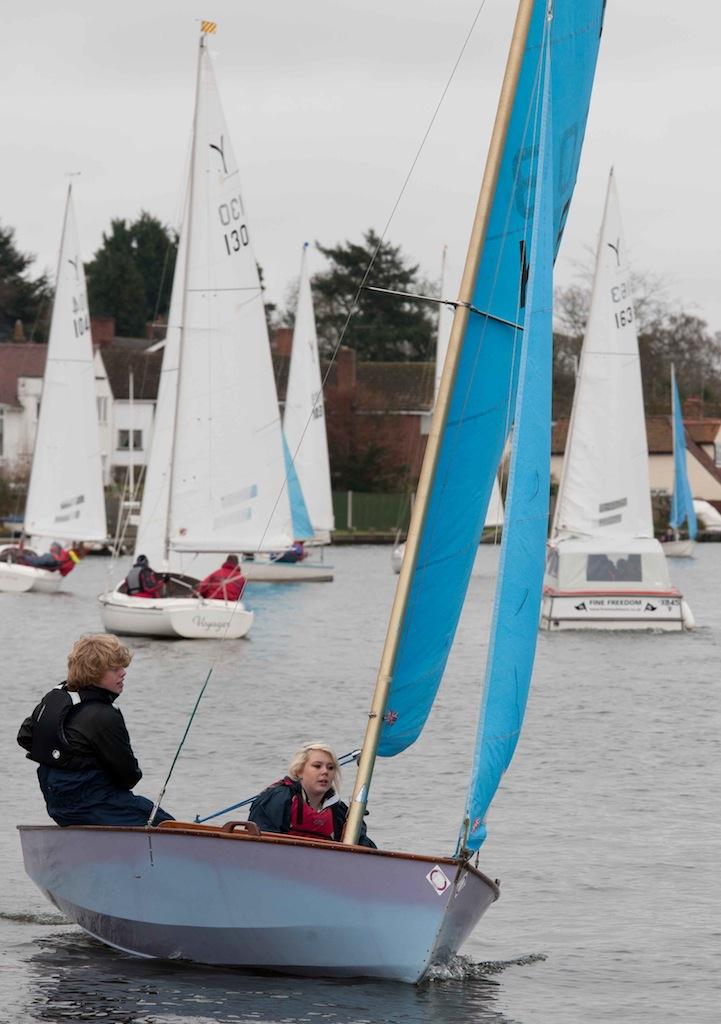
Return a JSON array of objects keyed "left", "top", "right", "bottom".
[{"left": 17, "top": 634, "right": 173, "bottom": 827}]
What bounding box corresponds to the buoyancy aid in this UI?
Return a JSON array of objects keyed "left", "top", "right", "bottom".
[
  {"left": 125, "top": 565, "right": 144, "bottom": 594},
  {"left": 282, "top": 779, "right": 336, "bottom": 840},
  {"left": 58, "top": 548, "right": 80, "bottom": 577},
  {"left": 27, "top": 685, "right": 104, "bottom": 771}
]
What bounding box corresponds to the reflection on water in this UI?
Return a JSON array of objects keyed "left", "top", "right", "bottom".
[{"left": 24, "top": 931, "right": 520, "bottom": 1024}]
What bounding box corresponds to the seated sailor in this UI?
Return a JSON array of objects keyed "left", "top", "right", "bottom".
[
  {"left": 125, "top": 554, "right": 163, "bottom": 598},
  {"left": 17, "top": 634, "right": 174, "bottom": 827},
  {"left": 249, "top": 742, "right": 375, "bottom": 847},
  {"left": 195, "top": 554, "right": 246, "bottom": 602}
]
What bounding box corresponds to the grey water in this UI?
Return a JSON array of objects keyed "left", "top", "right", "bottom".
[{"left": 0, "top": 545, "right": 718, "bottom": 1024}]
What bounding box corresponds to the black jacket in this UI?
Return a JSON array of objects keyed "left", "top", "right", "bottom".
[
  {"left": 18, "top": 683, "right": 142, "bottom": 790},
  {"left": 249, "top": 777, "right": 375, "bottom": 848}
]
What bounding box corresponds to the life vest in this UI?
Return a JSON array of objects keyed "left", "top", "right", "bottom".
[
  {"left": 125, "top": 565, "right": 157, "bottom": 595},
  {"left": 27, "top": 685, "right": 104, "bottom": 771},
  {"left": 58, "top": 548, "right": 80, "bottom": 577},
  {"left": 281, "top": 779, "right": 336, "bottom": 840}
]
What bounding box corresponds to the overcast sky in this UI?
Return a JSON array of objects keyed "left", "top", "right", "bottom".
[{"left": 2, "top": 1, "right": 719, "bottom": 334}]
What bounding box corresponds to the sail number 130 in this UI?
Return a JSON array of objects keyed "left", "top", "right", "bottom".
[{"left": 218, "top": 197, "right": 249, "bottom": 255}]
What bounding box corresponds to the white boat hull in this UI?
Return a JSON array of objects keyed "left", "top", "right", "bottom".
[
  {"left": 661, "top": 539, "right": 695, "bottom": 558},
  {"left": 98, "top": 590, "right": 253, "bottom": 639},
  {"left": 541, "top": 589, "right": 694, "bottom": 631},
  {"left": 18, "top": 823, "right": 498, "bottom": 982},
  {"left": 0, "top": 562, "right": 62, "bottom": 594},
  {"left": 242, "top": 560, "right": 333, "bottom": 583}
]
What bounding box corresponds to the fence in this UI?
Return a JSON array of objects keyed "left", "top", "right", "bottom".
[{"left": 332, "top": 491, "right": 414, "bottom": 532}]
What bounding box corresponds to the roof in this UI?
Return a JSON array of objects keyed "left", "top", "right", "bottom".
[
  {"left": 0, "top": 342, "right": 47, "bottom": 407},
  {"left": 552, "top": 415, "right": 721, "bottom": 455},
  {"left": 100, "top": 347, "right": 164, "bottom": 401},
  {"left": 356, "top": 362, "right": 434, "bottom": 413}
]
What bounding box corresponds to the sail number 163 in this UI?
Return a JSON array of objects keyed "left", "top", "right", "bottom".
[
  {"left": 218, "top": 196, "right": 249, "bottom": 255},
  {"left": 610, "top": 282, "right": 633, "bottom": 330}
]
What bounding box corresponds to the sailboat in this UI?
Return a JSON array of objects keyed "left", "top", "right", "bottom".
[
  {"left": 20, "top": 2, "right": 604, "bottom": 980},
  {"left": 542, "top": 172, "right": 694, "bottom": 630},
  {"left": 661, "top": 366, "right": 697, "bottom": 557},
  {"left": 98, "top": 28, "right": 299, "bottom": 639},
  {"left": 242, "top": 242, "right": 335, "bottom": 582},
  {"left": 0, "top": 185, "right": 107, "bottom": 594},
  {"left": 391, "top": 249, "right": 504, "bottom": 574}
]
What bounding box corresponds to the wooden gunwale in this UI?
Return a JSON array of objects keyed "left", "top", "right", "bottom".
[{"left": 16, "top": 823, "right": 500, "bottom": 898}]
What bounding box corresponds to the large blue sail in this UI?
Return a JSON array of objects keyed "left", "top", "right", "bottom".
[
  {"left": 282, "top": 433, "right": 314, "bottom": 540},
  {"left": 378, "top": 1, "right": 605, "bottom": 757},
  {"left": 670, "top": 369, "right": 697, "bottom": 539},
  {"left": 460, "top": 28, "right": 553, "bottom": 853}
]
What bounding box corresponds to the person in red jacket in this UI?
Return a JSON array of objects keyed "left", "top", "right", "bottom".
[
  {"left": 195, "top": 554, "right": 246, "bottom": 602},
  {"left": 18, "top": 542, "right": 83, "bottom": 576}
]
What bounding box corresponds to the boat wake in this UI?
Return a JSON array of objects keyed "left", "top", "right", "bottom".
[
  {"left": 0, "top": 910, "right": 68, "bottom": 926},
  {"left": 427, "top": 952, "right": 547, "bottom": 982}
]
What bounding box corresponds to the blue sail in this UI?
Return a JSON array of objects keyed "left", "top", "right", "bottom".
[
  {"left": 282, "top": 433, "right": 314, "bottom": 540},
  {"left": 670, "top": 370, "right": 697, "bottom": 539},
  {"left": 378, "top": 1, "right": 605, "bottom": 758},
  {"left": 460, "top": 28, "right": 553, "bottom": 853}
]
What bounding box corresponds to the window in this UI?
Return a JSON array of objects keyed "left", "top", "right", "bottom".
[
  {"left": 118, "top": 429, "right": 143, "bottom": 451},
  {"left": 586, "top": 553, "right": 642, "bottom": 582},
  {"left": 97, "top": 397, "right": 108, "bottom": 424}
]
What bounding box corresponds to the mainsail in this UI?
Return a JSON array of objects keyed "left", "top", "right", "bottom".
[
  {"left": 552, "top": 170, "right": 654, "bottom": 543},
  {"left": 135, "top": 35, "right": 293, "bottom": 573},
  {"left": 24, "top": 185, "right": 107, "bottom": 543},
  {"left": 283, "top": 243, "right": 334, "bottom": 544},
  {"left": 376, "top": 2, "right": 605, "bottom": 758},
  {"left": 670, "top": 366, "right": 697, "bottom": 539}
]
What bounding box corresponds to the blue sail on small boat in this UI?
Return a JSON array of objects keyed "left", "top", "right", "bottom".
[
  {"left": 663, "top": 366, "right": 698, "bottom": 557},
  {"left": 19, "top": 1, "right": 605, "bottom": 981}
]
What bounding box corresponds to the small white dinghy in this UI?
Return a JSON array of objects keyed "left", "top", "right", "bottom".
[
  {"left": 0, "top": 554, "right": 59, "bottom": 594},
  {"left": 99, "top": 23, "right": 299, "bottom": 636},
  {"left": 21, "top": 3, "right": 606, "bottom": 982},
  {"left": 541, "top": 172, "right": 693, "bottom": 631},
  {"left": 98, "top": 574, "right": 253, "bottom": 640}
]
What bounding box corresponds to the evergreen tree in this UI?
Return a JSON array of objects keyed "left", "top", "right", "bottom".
[
  {"left": 312, "top": 229, "right": 435, "bottom": 361},
  {"left": 0, "top": 223, "right": 51, "bottom": 341},
  {"left": 85, "top": 212, "right": 177, "bottom": 337}
]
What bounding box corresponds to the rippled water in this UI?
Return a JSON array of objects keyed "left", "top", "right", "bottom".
[{"left": 1, "top": 546, "right": 718, "bottom": 1023}]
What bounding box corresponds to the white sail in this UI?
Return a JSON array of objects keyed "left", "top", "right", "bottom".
[
  {"left": 283, "top": 245, "right": 334, "bottom": 543},
  {"left": 552, "top": 171, "right": 654, "bottom": 542},
  {"left": 135, "top": 38, "right": 293, "bottom": 573},
  {"left": 24, "top": 186, "right": 107, "bottom": 543}
]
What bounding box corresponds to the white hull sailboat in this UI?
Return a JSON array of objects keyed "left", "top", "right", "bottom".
[
  {"left": 0, "top": 186, "right": 107, "bottom": 594},
  {"left": 541, "top": 172, "right": 693, "bottom": 632},
  {"left": 22, "top": 3, "right": 605, "bottom": 980},
  {"left": 99, "top": 29, "right": 296, "bottom": 638},
  {"left": 661, "top": 366, "right": 697, "bottom": 558}
]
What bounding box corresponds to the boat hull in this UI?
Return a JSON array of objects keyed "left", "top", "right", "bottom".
[
  {"left": 661, "top": 539, "right": 695, "bottom": 558},
  {"left": 242, "top": 560, "right": 333, "bottom": 583},
  {"left": 18, "top": 824, "right": 498, "bottom": 982},
  {"left": 541, "top": 589, "right": 693, "bottom": 631},
  {"left": 0, "top": 563, "right": 62, "bottom": 594},
  {"left": 97, "top": 591, "right": 253, "bottom": 639}
]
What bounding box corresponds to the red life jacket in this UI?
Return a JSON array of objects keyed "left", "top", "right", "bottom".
[
  {"left": 288, "top": 794, "right": 335, "bottom": 840},
  {"left": 57, "top": 548, "right": 80, "bottom": 577}
]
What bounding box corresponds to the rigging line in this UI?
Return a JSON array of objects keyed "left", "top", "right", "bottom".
[
  {"left": 148, "top": 664, "right": 214, "bottom": 826},
  {"left": 265, "top": 0, "right": 492, "bottom": 558}
]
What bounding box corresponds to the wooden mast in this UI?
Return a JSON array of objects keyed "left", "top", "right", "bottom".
[{"left": 343, "top": 0, "right": 537, "bottom": 846}]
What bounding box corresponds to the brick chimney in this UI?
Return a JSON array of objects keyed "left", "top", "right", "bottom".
[
  {"left": 12, "top": 319, "right": 26, "bottom": 342},
  {"left": 273, "top": 326, "right": 293, "bottom": 357},
  {"left": 336, "top": 346, "right": 357, "bottom": 398},
  {"left": 682, "top": 396, "right": 704, "bottom": 419},
  {"left": 91, "top": 316, "right": 116, "bottom": 349}
]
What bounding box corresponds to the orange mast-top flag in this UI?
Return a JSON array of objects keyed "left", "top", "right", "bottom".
[{"left": 201, "top": 20, "right": 217, "bottom": 35}]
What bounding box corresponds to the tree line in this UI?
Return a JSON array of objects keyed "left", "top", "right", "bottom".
[{"left": 2, "top": 215, "right": 720, "bottom": 416}]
